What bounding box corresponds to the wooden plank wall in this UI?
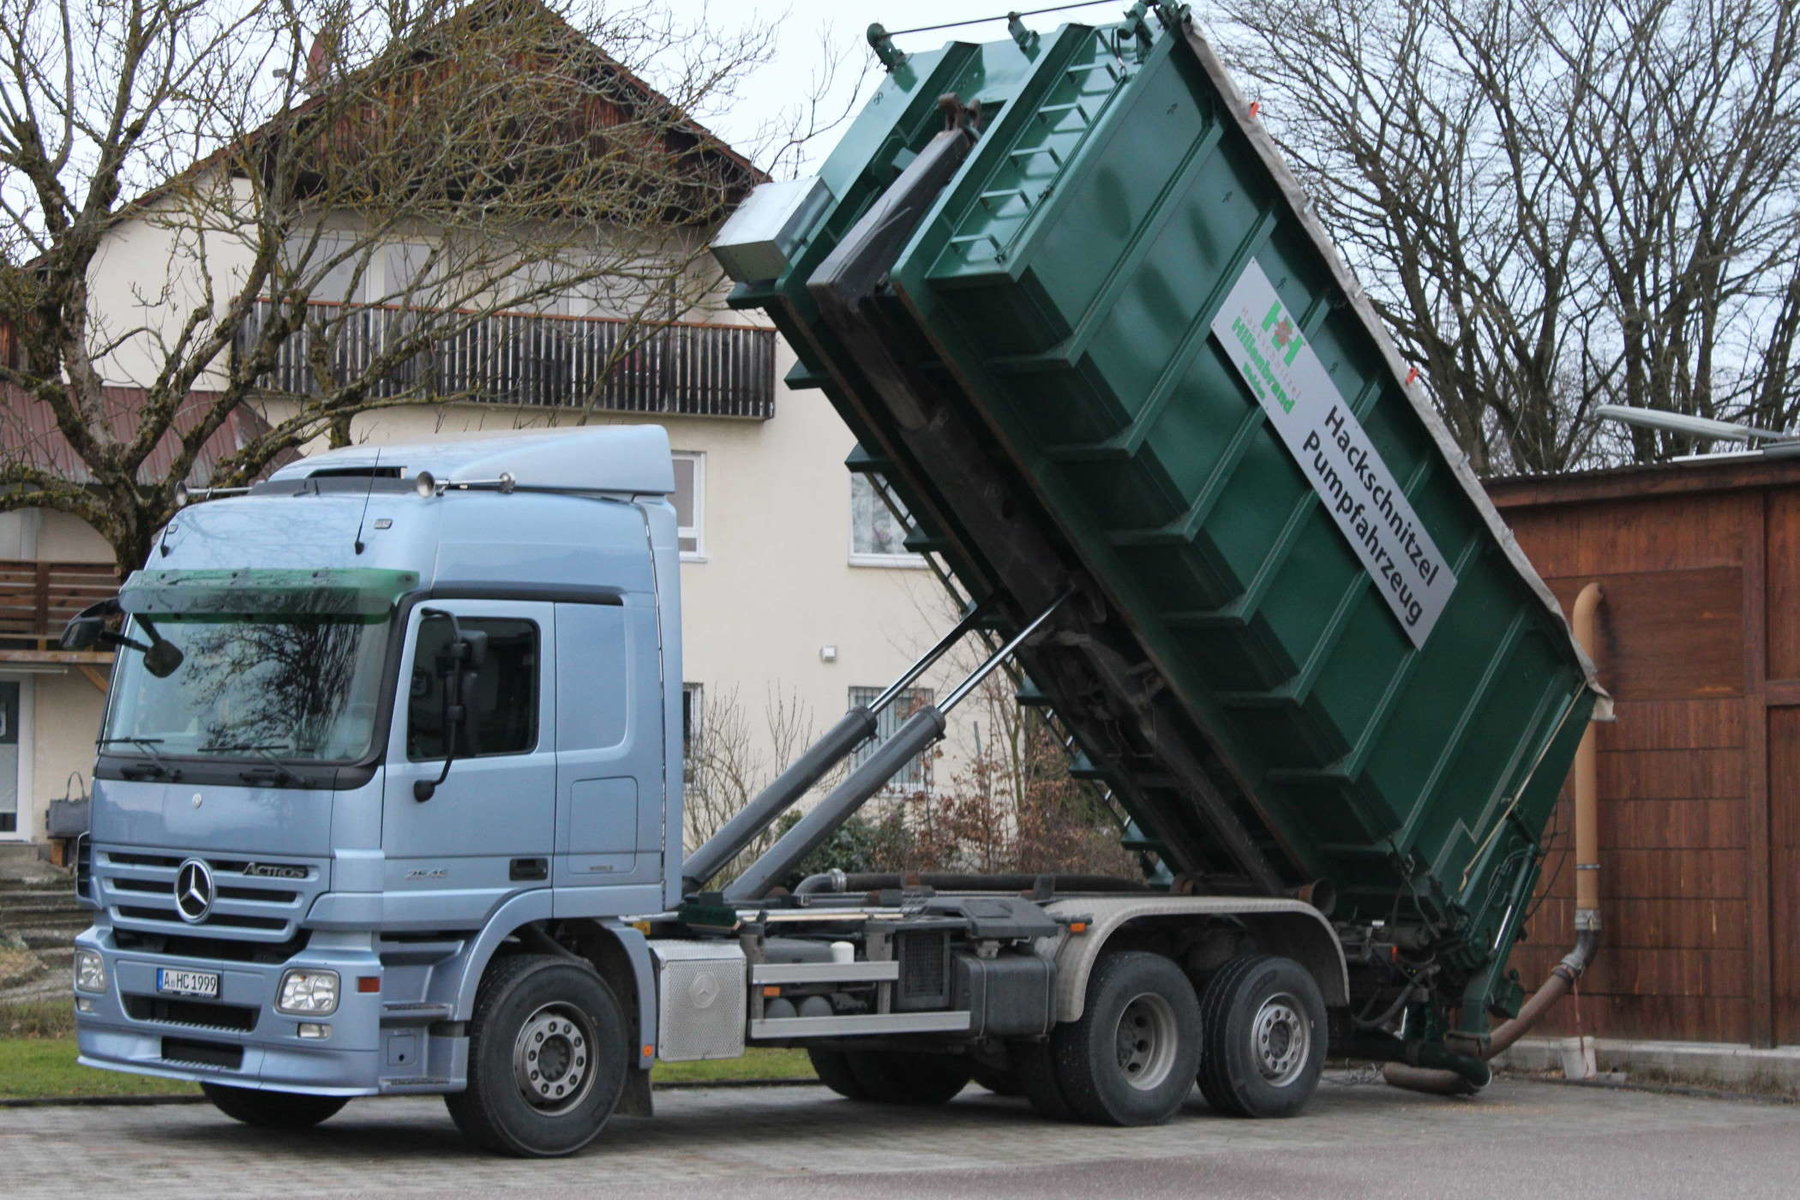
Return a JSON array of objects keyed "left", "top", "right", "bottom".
[{"left": 1493, "top": 471, "right": 1800, "bottom": 1046}]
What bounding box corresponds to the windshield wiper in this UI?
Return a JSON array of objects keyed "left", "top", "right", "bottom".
[
  {"left": 96, "top": 736, "right": 179, "bottom": 780},
  {"left": 197, "top": 742, "right": 303, "bottom": 785}
]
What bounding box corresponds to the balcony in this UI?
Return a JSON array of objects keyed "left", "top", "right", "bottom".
[
  {"left": 235, "top": 299, "right": 777, "bottom": 419},
  {"left": 0, "top": 560, "right": 118, "bottom": 664}
]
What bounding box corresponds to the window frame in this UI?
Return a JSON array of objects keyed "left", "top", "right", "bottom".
[
  {"left": 681, "top": 682, "right": 702, "bottom": 781},
  {"left": 405, "top": 615, "right": 542, "bottom": 762},
  {"left": 848, "top": 473, "right": 927, "bottom": 569},
  {"left": 673, "top": 450, "right": 706, "bottom": 562}
]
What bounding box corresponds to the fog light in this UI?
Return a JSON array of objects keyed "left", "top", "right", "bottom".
[
  {"left": 73, "top": 949, "right": 106, "bottom": 994},
  {"left": 277, "top": 969, "right": 340, "bottom": 1015},
  {"left": 76, "top": 997, "right": 95, "bottom": 1013},
  {"left": 297, "top": 1022, "right": 331, "bottom": 1040}
]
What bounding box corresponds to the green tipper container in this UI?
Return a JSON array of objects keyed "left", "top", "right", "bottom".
[{"left": 720, "top": 9, "right": 1602, "bottom": 998}]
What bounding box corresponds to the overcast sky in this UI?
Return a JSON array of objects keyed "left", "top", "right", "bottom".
[{"left": 680, "top": 1, "right": 1132, "bottom": 173}]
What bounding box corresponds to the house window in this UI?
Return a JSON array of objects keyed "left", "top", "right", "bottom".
[
  {"left": 681, "top": 683, "right": 702, "bottom": 755},
  {"left": 850, "top": 474, "right": 923, "bottom": 567},
  {"left": 673, "top": 452, "right": 704, "bottom": 559},
  {"left": 848, "top": 685, "right": 934, "bottom": 793}
]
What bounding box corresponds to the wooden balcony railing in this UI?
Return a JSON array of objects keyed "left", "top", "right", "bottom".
[
  {"left": 0, "top": 561, "right": 117, "bottom": 651},
  {"left": 235, "top": 299, "right": 777, "bottom": 419}
]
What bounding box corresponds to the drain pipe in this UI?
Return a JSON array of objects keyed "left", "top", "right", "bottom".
[{"left": 1383, "top": 582, "right": 1604, "bottom": 1096}]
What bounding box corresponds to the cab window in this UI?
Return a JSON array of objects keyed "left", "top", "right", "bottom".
[{"left": 407, "top": 617, "right": 539, "bottom": 759}]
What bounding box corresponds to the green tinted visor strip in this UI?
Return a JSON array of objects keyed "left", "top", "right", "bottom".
[{"left": 118, "top": 568, "right": 420, "bottom": 621}]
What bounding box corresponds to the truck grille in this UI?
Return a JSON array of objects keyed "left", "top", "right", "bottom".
[
  {"left": 98, "top": 849, "right": 323, "bottom": 943},
  {"left": 160, "top": 1037, "right": 243, "bottom": 1070},
  {"left": 125, "top": 995, "right": 259, "bottom": 1033}
]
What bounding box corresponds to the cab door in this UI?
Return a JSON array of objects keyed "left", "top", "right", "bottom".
[
  {"left": 382, "top": 600, "right": 557, "bottom": 926},
  {"left": 552, "top": 599, "right": 664, "bottom": 914}
]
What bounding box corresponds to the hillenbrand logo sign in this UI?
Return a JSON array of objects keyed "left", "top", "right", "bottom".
[{"left": 1210, "top": 260, "right": 1455, "bottom": 647}]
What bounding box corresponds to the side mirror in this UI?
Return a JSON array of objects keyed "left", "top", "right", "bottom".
[
  {"left": 60, "top": 597, "right": 123, "bottom": 650},
  {"left": 453, "top": 630, "right": 488, "bottom": 672},
  {"left": 414, "top": 611, "right": 485, "bottom": 802},
  {"left": 60, "top": 615, "right": 104, "bottom": 651},
  {"left": 143, "top": 635, "right": 185, "bottom": 679}
]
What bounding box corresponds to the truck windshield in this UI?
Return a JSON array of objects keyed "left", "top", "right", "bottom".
[{"left": 100, "top": 568, "right": 416, "bottom": 763}]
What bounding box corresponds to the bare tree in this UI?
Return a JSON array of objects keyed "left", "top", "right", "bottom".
[
  {"left": 0, "top": 0, "right": 791, "bottom": 575},
  {"left": 1209, "top": 0, "right": 1800, "bottom": 472},
  {"left": 681, "top": 683, "right": 820, "bottom": 883}
]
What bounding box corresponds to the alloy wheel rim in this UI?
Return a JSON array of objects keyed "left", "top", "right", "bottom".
[{"left": 512, "top": 1002, "right": 596, "bottom": 1114}]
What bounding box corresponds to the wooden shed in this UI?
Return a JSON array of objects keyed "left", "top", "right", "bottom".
[{"left": 1490, "top": 456, "right": 1800, "bottom": 1047}]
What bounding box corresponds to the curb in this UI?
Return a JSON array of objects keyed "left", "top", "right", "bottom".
[
  {"left": 0, "top": 1077, "right": 823, "bottom": 1109},
  {"left": 1495, "top": 1068, "right": 1800, "bottom": 1107}
]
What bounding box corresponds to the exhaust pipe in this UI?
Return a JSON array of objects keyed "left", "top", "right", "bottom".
[{"left": 1384, "top": 582, "right": 1604, "bottom": 1096}]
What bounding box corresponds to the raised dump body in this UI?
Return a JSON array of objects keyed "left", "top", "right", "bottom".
[{"left": 719, "top": 7, "right": 1602, "bottom": 1016}]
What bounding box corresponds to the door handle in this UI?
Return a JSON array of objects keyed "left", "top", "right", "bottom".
[{"left": 510, "top": 857, "right": 548, "bottom": 882}]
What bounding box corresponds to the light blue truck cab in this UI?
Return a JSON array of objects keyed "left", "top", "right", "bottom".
[{"left": 71, "top": 429, "right": 684, "bottom": 1149}]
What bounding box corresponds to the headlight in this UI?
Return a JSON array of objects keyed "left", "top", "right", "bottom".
[
  {"left": 73, "top": 949, "right": 106, "bottom": 994},
  {"left": 276, "top": 969, "right": 340, "bottom": 1015}
]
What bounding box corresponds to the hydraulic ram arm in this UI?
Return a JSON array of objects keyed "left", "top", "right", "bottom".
[
  {"left": 682, "top": 603, "right": 990, "bottom": 892},
  {"left": 724, "top": 593, "right": 1069, "bottom": 901}
]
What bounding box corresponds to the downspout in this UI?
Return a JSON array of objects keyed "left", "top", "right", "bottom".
[{"left": 1382, "top": 582, "right": 1604, "bottom": 1095}]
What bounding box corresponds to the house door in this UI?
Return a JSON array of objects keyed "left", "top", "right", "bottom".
[{"left": 0, "top": 681, "right": 20, "bottom": 837}]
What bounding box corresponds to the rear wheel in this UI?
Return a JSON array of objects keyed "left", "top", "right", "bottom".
[
  {"left": 202, "top": 1083, "right": 346, "bottom": 1130},
  {"left": 445, "top": 954, "right": 627, "bottom": 1157},
  {"left": 1049, "top": 951, "right": 1202, "bottom": 1126},
  {"left": 1197, "top": 954, "right": 1327, "bottom": 1118}
]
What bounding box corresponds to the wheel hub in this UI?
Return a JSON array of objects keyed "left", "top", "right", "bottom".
[
  {"left": 1252, "top": 993, "right": 1309, "bottom": 1086},
  {"left": 513, "top": 1003, "right": 594, "bottom": 1113},
  {"left": 1114, "top": 992, "right": 1179, "bottom": 1091}
]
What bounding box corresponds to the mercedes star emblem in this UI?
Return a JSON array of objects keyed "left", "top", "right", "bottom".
[{"left": 173, "top": 858, "right": 214, "bottom": 924}]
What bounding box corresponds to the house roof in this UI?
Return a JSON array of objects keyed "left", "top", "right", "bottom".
[
  {"left": 1487, "top": 452, "right": 1800, "bottom": 508},
  {"left": 116, "top": 0, "right": 767, "bottom": 228}
]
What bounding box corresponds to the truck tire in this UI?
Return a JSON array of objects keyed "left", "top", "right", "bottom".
[
  {"left": 1196, "top": 954, "right": 1327, "bottom": 1118},
  {"left": 1050, "top": 951, "right": 1202, "bottom": 1126},
  {"left": 201, "top": 1083, "right": 346, "bottom": 1129},
  {"left": 808, "top": 1047, "right": 872, "bottom": 1100},
  {"left": 846, "top": 1049, "right": 971, "bottom": 1104},
  {"left": 444, "top": 953, "right": 627, "bottom": 1157}
]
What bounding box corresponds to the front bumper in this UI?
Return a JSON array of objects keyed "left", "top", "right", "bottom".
[{"left": 72, "top": 925, "right": 462, "bottom": 1096}]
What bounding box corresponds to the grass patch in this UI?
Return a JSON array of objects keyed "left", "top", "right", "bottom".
[
  {"left": 0, "top": 1038, "right": 197, "bottom": 1099},
  {"left": 652, "top": 1047, "right": 814, "bottom": 1085},
  {"left": 0, "top": 1036, "right": 812, "bottom": 1101}
]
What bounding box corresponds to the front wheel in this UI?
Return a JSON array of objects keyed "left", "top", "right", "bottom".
[
  {"left": 1196, "top": 954, "right": 1327, "bottom": 1118},
  {"left": 201, "top": 1083, "right": 346, "bottom": 1129},
  {"left": 444, "top": 953, "right": 627, "bottom": 1157}
]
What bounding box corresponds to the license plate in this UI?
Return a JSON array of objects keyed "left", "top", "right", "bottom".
[{"left": 156, "top": 968, "right": 220, "bottom": 998}]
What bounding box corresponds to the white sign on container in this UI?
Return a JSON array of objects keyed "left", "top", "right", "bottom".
[{"left": 1210, "top": 260, "right": 1455, "bottom": 647}]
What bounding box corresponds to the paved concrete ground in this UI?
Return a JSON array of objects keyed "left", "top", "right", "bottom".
[{"left": 7, "top": 1074, "right": 1798, "bottom": 1199}]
